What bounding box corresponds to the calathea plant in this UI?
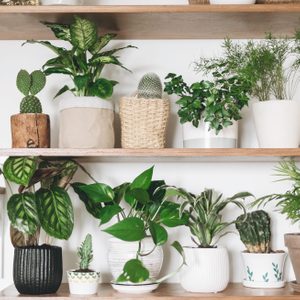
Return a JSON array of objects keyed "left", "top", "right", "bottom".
[
  {"left": 24, "top": 16, "right": 136, "bottom": 99},
  {"left": 72, "top": 166, "right": 187, "bottom": 283}
]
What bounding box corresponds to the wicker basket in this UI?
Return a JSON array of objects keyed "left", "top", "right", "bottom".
[
  {"left": 188, "top": 0, "right": 209, "bottom": 3},
  {"left": 120, "top": 97, "right": 169, "bottom": 149},
  {"left": 256, "top": 0, "right": 295, "bottom": 2}
]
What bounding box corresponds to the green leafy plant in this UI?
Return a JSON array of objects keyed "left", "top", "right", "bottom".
[
  {"left": 17, "top": 69, "right": 46, "bottom": 113},
  {"left": 24, "top": 16, "right": 136, "bottom": 99},
  {"left": 164, "top": 70, "right": 250, "bottom": 134},
  {"left": 77, "top": 234, "right": 93, "bottom": 272},
  {"left": 72, "top": 166, "right": 187, "bottom": 283},
  {"left": 137, "top": 73, "right": 163, "bottom": 99}
]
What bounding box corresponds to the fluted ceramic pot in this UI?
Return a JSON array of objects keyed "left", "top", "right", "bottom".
[
  {"left": 180, "top": 246, "right": 229, "bottom": 293},
  {"left": 13, "top": 245, "right": 62, "bottom": 295},
  {"left": 67, "top": 270, "right": 100, "bottom": 295}
]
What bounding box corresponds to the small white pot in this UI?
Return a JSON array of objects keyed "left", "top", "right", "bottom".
[
  {"left": 210, "top": 0, "right": 255, "bottom": 3},
  {"left": 182, "top": 120, "right": 238, "bottom": 148},
  {"left": 67, "top": 270, "right": 100, "bottom": 295},
  {"left": 241, "top": 252, "right": 287, "bottom": 288},
  {"left": 253, "top": 100, "right": 300, "bottom": 148},
  {"left": 108, "top": 237, "right": 163, "bottom": 282},
  {"left": 180, "top": 247, "right": 229, "bottom": 293},
  {"left": 59, "top": 95, "right": 115, "bottom": 148},
  {"left": 41, "top": 0, "right": 83, "bottom": 4}
]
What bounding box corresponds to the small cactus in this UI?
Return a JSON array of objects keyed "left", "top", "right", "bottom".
[
  {"left": 77, "top": 234, "right": 93, "bottom": 271},
  {"left": 137, "top": 72, "right": 163, "bottom": 99},
  {"left": 236, "top": 210, "right": 271, "bottom": 253},
  {"left": 17, "top": 69, "right": 46, "bottom": 113}
]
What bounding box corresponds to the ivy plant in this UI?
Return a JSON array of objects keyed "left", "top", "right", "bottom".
[
  {"left": 72, "top": 166, "right": 187, "bottom": 283},
  {"left": 24, "top": 16, "right": 136, "bottom": 99}
]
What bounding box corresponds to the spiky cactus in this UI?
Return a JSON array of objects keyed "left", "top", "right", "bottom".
[
  {"left": 77, "top": 234, "right": 93, "bottom": 271},
  {"left": 236, "top": 210, "right": 271, "bottom": 253},
  {"left": 17, "top": 69, "right": 46, "bottom": 113},
  {"left": 137, "top": 72, "right": 163, "bottom": 99}
]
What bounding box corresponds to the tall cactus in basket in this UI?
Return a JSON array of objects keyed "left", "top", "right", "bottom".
[{"left": 137, "top": 72, "right": 163, "bottom": 99}]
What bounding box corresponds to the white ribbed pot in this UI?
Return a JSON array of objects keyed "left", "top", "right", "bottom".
[
  {"left": 182, "top": 120, "right": 238, "bottom": 148},
  {"left": 241, "top": 252, "right": 287, "bottom": 288},
  {"left": 253, "top": 100, "right": 300, "bottom": 148},
  {"left": 67, "top": 270, "right": 100, "bottom": 295},
  {"left": 59, "top": 95, "right": 114, "bottom": 148},
  {"left": 180, "top": 247, "right": 229, "bottom": 293},
  {"left": 108, "top": 237, "right": 163, "bottom": 282}
]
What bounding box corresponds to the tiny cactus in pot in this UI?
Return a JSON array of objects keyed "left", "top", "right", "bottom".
[
  {"left": 137, "top": 72, "right": 163, "bottom": 99},
  {"left": 77, "top": 234, "right": 93, "bottom": 272}
]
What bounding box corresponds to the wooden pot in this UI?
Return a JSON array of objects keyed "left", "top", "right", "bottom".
[{"left": 11, "top": 113, "right": 50, "bottom": 148}]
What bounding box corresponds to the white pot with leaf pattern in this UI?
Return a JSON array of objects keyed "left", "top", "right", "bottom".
[
  {"left": 241, "top": 252, "right": 287, "bottom": 288},
  {"left": 67, "top": 270, "right": 100, "bottom": 295}
]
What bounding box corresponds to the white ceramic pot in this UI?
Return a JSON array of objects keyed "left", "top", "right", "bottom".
[
  {"left": 59, "top": 95, "right": 115, "bottom": 148},
  {"left": 180, "top": 247, "right": 229, "bottom": 293},
  {"left": 108, "top": 237, "right": 163, "bottom": 282},
  {"left": 67, "top": 270, "right": 100, "bottom": 295},
  {"left": 182, "top": 120, "right": 238, "bottom": 148},
  {"left": 241, "top": 252, "right": 287, "bottom": 288},
  {"left": 253, "top": 100, "right": 300, "bottom": 148},
  {"left": 210, "top": 0, "right": 255, "bottom": 3}
]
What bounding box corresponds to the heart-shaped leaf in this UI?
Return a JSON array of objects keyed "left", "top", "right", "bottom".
[
  {"left": 99, "top": 204, "right": 122, "bottom": 225},
  {"left": 149, "top": 221, "right": 168, "bottom": 246},
  {"left": 130, "top": 166, "right": 154, "bottom": 190},
  {"left": 79, "top": 182, "right": 114, "bottom": 203},
  {"left": 117, "top": 259, "right": 149, "bottom": 283}
]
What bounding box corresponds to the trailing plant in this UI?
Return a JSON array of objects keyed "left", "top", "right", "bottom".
[
  {"left": 164, "top": 70, "right": 250, "bottom": 134},
  {"left": 17, "top": 69, "right": 46, "bottom": 113},
  {"left": 72, "top": 166, "right": 187, "bottom": 283},
  {"left": 235, "top": 210, "right": 271, "bottom": 253},
  {"left": 24, "top": 16, "right": 136, "bottom": 99},
  {"left": 137, "top": 73, "right": 163, "bottom": 99},
  {"left": 76, "top": 234, "right": 93, "bottom": 272}
]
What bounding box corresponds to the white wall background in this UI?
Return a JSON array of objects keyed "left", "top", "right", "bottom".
[{"left": 1, "top": 27, "right": 300, "bottom": 288}]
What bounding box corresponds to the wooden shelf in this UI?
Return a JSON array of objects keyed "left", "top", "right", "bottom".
[
  {"left": 0, "top": 4, "right": 299, "bottom": 40},
  {"left": 1, "top": 148, "right": 300, "bottom": 162},
  {"left": 1, "top": 283, "right": 300, "bottom": 299}
]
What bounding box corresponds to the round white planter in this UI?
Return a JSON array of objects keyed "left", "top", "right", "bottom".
[
  {"left": 67, "top": 270, "right": 100, "bottom": 295},
  {"left": 108, "top": 237, "right": 163, "bottom": 282},
  {"left": 59, "top": 95, "right": 115, "bottom": 149},
  {"left": 253, "top": 100, "right": 300, "bottom": 148},
  {"left": 180, "top": 247, "right": 229, "bottom": 293},
  {"left": 182, "top": 120, "right": 238, "bottom": 148},
  {"left": 210, "top": 0, "right": 255, "bottom": 3},
  {"left": 241, "top": 252, "right": 287, "bottom": 288}
]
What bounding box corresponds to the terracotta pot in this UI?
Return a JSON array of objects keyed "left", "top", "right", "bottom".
[
  {"left": 284, "top": 233, "right": 300, "bottom": 283},
  {"left": 11, "top": 113, "right": 50, "bottom": 148}
]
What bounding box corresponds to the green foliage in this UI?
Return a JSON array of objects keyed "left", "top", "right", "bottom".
[
  {"left": 24, "top": 16, "right": 136, "bottom": 99},
  {"left": 16, "top": 69, "right": 46, "bottom": 113},
  {"left": 117, "top": 259, "right": 149, "bottom": 283},
  {"left": 137, "top": 72, "right": 163, "bottom": 99},
  {"left": 235, "top": 210, "right": 271, "bottom": 253},
  {"left": 164, "top": 70, "right": 250, "bottom": 134},
  {"left": 77, "top": 234, "right": 93, "bottom": 271}
]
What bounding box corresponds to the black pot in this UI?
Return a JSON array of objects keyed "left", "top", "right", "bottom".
[{"left": 13, "top": 244, "right": 62, "bottom": 295}]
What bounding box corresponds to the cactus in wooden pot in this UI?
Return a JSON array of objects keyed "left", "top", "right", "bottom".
[
  {"left": 235, "top": 210, "right": 271, "bottom": 253},
  {"left": 137, "top": 72, "right": 163, "bottom": 99}
]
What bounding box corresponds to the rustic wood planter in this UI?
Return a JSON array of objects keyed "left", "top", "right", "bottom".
[{"left": 11, "top": 113, "right": 50, "bottom": 148}]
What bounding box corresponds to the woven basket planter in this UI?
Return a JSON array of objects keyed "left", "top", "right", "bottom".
[
  {"left": 188, "top": 0, "right": 209, "bottom": 4},
  {"left": 120, "top": 97, "right": 169, "bottom": 148},
  {"left": 256, "top": 0, "right": 294, "bottom": 2}
]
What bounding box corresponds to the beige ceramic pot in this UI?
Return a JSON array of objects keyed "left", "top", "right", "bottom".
[{"left": 285, "top": 233, "right": 300, "bottom": 283}]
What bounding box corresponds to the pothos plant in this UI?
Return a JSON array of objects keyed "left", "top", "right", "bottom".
[
  {"left": 24, "top": 16, "right": 136, "bottom": 99},
  {"left": 72, "top": 166, "right": 187, "bottom": 283},
  {"left": 1, "top": 156, "right": 90, "bottom": 247}
]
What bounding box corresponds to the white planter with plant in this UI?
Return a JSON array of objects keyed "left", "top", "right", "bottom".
[
  {"left": 25, "top": 16, "right": 136, "bottom": 149},
  {"left": 67, "top": 234, "right": 100, "bottom": 295},
  {"left": 236, "top": 210, "right": 286, "bottom": 288}
]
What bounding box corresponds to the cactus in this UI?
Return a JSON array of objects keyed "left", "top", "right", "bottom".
[
  {"left": 17, "top": 69, "right": 46, "bottom": 113},
  {"left": 77, "top": 234, "right": 93, "bottom": 271},
  {"left": 235, "top": 210, "right": 271, "bottom": 253},
  {"left": 137, "top": 72, "right": 163, "bottom": 99}
]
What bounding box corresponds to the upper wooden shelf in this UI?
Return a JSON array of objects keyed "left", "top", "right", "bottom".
[
  {"left": 0, "top": 4, "right": 299, "bottom": 40},
  {"left": 1, "top": 148, "right": 300, "bottom": 162}
]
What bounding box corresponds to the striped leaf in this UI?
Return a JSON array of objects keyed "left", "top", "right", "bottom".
[
  {"left": 7, "top": 192, "right": 39, "bottom": 235},
  {"left": 3, "top": 156, "right": 37, "bottom": 186},
  {"left": 36, "top": 187, "right": 74, "bottom": 240}
]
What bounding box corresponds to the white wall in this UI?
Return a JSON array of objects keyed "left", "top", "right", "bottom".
[{"left": 0, "top": 37, "right": 300, "bottom": 287}]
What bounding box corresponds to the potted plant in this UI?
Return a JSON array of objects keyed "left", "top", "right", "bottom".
[
  {"left": 2, "top": 156, "right": 85, "bottom": 295},
  {"left": 72, "top": 166, "right": 186, "bottom": 291},
  {"left": 167, "top": 187, "right": 252, "bottom": 293},
  {"left": 120, "top": 72, "right": 169, "bottom": 148},
  {"left": 164, "top": 65, "right": 251, "bottom": 148},
  {"left": 254, "top": 160, "right": 300, "bottom": 288},
  {"left": 67, "top": 234, "right": 100, "bottom": 295},
  {"left": 236, "top": 210, "right": 286, "bottom": 288},
  {"left": 24, "top": 16, "right": 136, "bottom": 149},
  {"left": 11, "top": 69, "right": 50, "bottom": 148}
]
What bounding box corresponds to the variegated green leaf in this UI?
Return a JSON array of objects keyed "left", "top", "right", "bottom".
[
  {"left": 42, "top": 22, "right": 71, "bottom": 41},
  {"left": 89, "top": 33, "right": 117, "bottom": 54}
]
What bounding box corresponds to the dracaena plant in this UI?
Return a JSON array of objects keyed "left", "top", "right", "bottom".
[
  {"left": 72, "top": 166, "right": 187, "bottom": 283},
  {"left": 24, "top": 16, "right": 136, "bottom": 99}
]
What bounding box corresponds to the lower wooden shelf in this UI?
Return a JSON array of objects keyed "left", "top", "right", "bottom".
[{"left": 1, "top": 283, "right": 300, "bottom": 299}]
